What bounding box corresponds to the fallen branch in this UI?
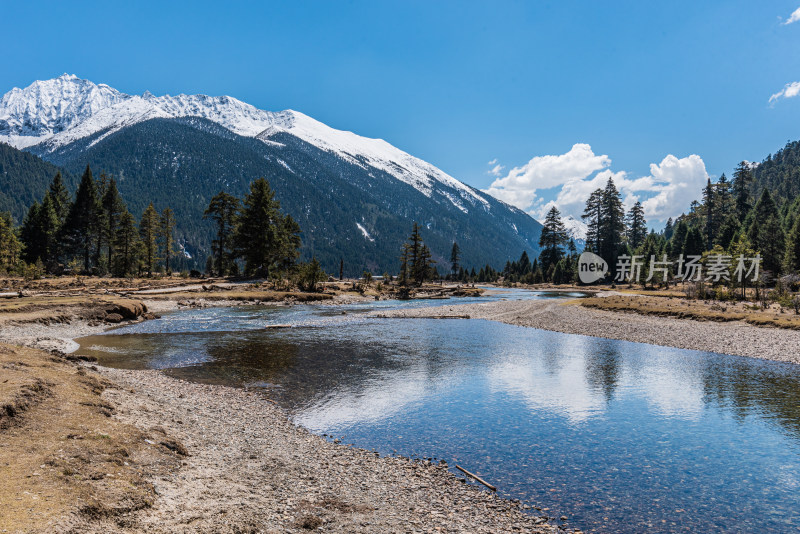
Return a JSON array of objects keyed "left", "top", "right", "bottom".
[{"left": 455, "top": 464, "right": 497, "bottom": 491}]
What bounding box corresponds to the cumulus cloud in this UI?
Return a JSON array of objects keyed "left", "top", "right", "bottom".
[
  {"left": 640, "top": 154, "right": 709, "bottom": 221},
  {"left": 482, "top": 145, "right": 709, "bottom": 224},
  {"left": 482, "top": 143, "right": 611, "bottom": 211},
  {"left": 769, "top": 81, "right": 800, "bottom": 104},
  {"left": 783, "top": 6, "right": 800, "bottom": 24}
]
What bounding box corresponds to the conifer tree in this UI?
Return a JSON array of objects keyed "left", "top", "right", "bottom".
[
  {"left": 784, "top": 214, "right": 800, "bottom": 273},
  {"left": 582, "top": 189, "right": 604, "bottom": 253},
  {"left": 204, "top": 191, "right": 240, "bottom": 276},
  {"left": 234, "top": 178, "right": 301, "bottom": 277},
  {"left": 21, "top": 194, "right": 60, "bottom": 270},
  {"left": 598, "top": 178, "right": 626, "bottom": 265},
  {"left": 702, "top": 178, "right": 714, "bottom": 249},
  {"left": 113, "top": 209, "right": 140, "bottom": 277},
  {"left": 159, "top": 207, "right": 176, "bottom": 274},
  {"left": 625, "top": 201, "right": 647, "bottom": 250},
  {"left": 0, "top": 213, "right": 21, "bottom": 273},
  {"left": 538, "top": 205, "right": 568, "bottom": 273},
  {"left": 668, "top": 220, "right": 689, "bottom": 259},
  {"left": 48, "top": 172, "right": 71, "bottom": 223},
  {"left": 747, "top": 189, "right": 785, "bottom": 275},
  {"left": 683, "top": 226, "right": 705, "bottom": 257},
  {"left": 61, "top": 165, "right": 98, "bottom": 272},
  {"left": 733, "top": 161, "right": 753, "bottom": 222},
  {"left": 101, "top": 178, "right": 125, "bottom": 268},
  {"left": 139, "top": 203, "right": 159, "bottom": 276},
  {"left": 450, "top": 241, "right": 460, "bottom": 277}
]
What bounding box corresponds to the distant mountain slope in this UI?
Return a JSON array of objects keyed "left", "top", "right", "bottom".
[
  {"left": 25, "top": 117, "right": 541, "bottom": 275},
  {"left": 1, "top": 75, "right": 543, "bottom": 274},
  {"left": 0, "top": 143, "right": 73, "bottom": 224},
  {"left": 751, "top": 140, "right": 800, "bottom": 205}
]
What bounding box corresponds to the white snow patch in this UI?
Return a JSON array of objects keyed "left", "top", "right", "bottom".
[{"left": 356, "top": 222, "right": 375, "bottom": 242}]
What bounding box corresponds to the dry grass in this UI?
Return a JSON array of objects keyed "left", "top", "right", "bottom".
[
  {"left": 0, "top": 343, "right": 181, "bottom": 532},
  {"left": 580, "top": 295, "right": 800, "bottom": 330}
]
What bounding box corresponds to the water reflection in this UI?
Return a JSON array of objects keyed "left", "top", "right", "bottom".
[{"left": 76, "top": 300, "right": 800, "bottom": 533}]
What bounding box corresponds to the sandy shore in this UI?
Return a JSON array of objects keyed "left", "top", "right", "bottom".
[{"left": 372, "top": 297, "right": 800, "bottom": 364}]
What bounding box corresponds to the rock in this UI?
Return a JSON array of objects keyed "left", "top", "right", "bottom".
[{"left": 104, "top": 313, "right": 124, "bottom": 324}]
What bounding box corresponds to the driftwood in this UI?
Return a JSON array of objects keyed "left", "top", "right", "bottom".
[
  {"left": 264, "top": 324, "right": 293, "bottom": 329},
  {"left": 0, "top": 292, "right": 22, "bottom": 299},
  {"left": 455, "top": 464, "right": 497, "bottom": 491}
]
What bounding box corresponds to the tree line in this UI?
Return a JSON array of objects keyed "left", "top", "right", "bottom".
[
  {"left": 0, "top": 165, "right": 177, "bottom": 277},
  {"left": 203, "top": 178, "right": 323, "bottom": 286},
  {"left": 0, "top": 168, "right": 311, "bottom": 284}
]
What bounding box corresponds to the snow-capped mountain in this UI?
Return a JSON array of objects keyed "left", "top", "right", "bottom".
[
  {"left": 0, "top": 74, "right": 485, "bottom": 211},
  {"left": 561, "top": 215, "right": 588, "bottom": 241},
  {"left": 0, "top": 75, "right": 544, "bottom": 273}
]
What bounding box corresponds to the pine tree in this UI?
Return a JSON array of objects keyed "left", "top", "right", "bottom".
[
  {"left": 664, "top": 218, "right": 674, "bottom": 241},
  {"left": 139, "top": 203, "right": 159, "bottom": 276},
  {"left": 683, "top": 226, "right": 705, "bottom": 257},
  {"left": 582, "top": 189, "right": 604, "bottom": 253},
  {"left": 159, "top": 207, "right": 176, "bottom": 275},
  {"left": 599, "top": 178, "right": 626, "bottom": 265},
  {"left": 21, "top": 194, "right": 60, "bottom": 270},
  {"left": 276, "top": 214, "right": 302, "bottom": 276},
  {"left": 747, "top": 189, "right": 785, "bottom": 275},
  {"left": 399, "top": 243, "right": 411, "bottom": 286},
  {"left": 61, "top": 166, "right": 99, "bottom": 272},
  {"left": 113, "top": 209, "right": 140, "bottom": 277},
  {"left": 235, "top": 178, "right": 300, "bottom": 277},
  {"left": 339, "top": 257, "right": 344, "bottom": 280},
  {"left": 538, "top": 206, "right": 568, "bottom": 274},
  {"left": 716, "top": 213, "right": 741, "bottom": 250},
  {"left": 625, "top": 201, "right": 647, "bottom": 250},
  {"left": 0, "top": 212, "right": 21, "bottom": 273},
  {"left": 48, "top": 172, "right": 71, "bottom": 223},
  {"left": 101, "top": 178, "right": 125, "bottom": 269},
  {"left": 733, "top": 161, "right": 754, "bottom": 223},
  {"left": 204, "top": 191, "right": 241, "bottom": 276},
  {"left": 702, "top": 178, "right": 714, "bottom": 250},
  {"left": 784, "top": 214, "right": 800, "bottom": 273},
  {"left": 450, "top": 241, "right": 461, "bottom": 276}
]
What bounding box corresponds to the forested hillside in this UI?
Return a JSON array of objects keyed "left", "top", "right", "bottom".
[
  {"left": 23, "top": 117, "right": 542, "bottom": 275},
  {"left": 0, "top": 143, "right": 75, "bottom": 224},
  {"left": 750, "top": 141, "right": 800, "bottom": 205}
]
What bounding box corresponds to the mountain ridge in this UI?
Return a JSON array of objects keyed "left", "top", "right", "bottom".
[{"left": 0, "top": 75, "right": 543, "bottom": 274}]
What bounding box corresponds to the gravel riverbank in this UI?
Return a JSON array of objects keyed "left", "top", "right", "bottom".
[
  {"left": 90, "top": 366, "right": 565, "bottom": 533},
  {"left": 372, "top": 297, "right": 800, "bottom": 364}
]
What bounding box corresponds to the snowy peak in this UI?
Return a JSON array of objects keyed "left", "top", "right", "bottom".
[
  {"left": 561, "top": 215, "right": 588, "bottom": 241},
  {"left": 0, "top": 74, "right": 128, "bottom": 141},
  {"left": 0, "top": 75, "right": 489, "bottom": 210}
]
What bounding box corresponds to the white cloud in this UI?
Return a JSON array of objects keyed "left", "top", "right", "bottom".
[
  {"left": 640, "top": 154, "right": 709, "bottom": 221},
  {"left": 783, "top": 6, "right": 800, "bottom": 24},
  {"left": 487, "top": 163, "right": 505, "bottom": 177},
  {"left": 482, "top": 145, "right": 708, "bottom": 224},
  {"left": 487, "top": 158, "right": 498, "bottom": 165},
  {"left": 769, "top": 81, "right": 800, "bottom": 104},
  {"left": 482, "top": 143, "right": 611, "bottom": 211}
]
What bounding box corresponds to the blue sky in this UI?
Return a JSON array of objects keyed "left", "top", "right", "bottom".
[{"left": 3, "top": 1, "right": 800, "bottom": 223}]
